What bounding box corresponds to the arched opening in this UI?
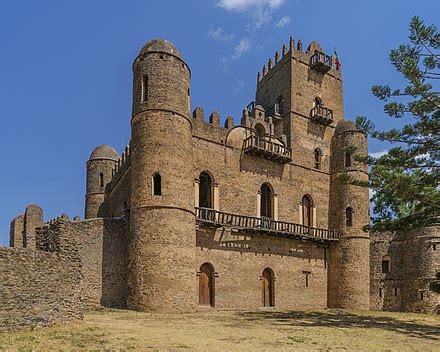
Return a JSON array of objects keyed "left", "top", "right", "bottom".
[
  {"left": 261, "top": 268, "right": 275, "bottom": 307},
  {"left": 314, "top": 97, "right": 322, "bottom": 107},
  {"left": 314, "top": 148, "right": 322, "bottom": 170},
  {"left": 255, "top": 123, "right": 266, "bottom": 138},
  {"left": 302, "top": 195, "right": 313, "bottom": 227},
  {"left": 199, "top": 263, "right": 215, "bottom": 307},
  {"left": 345, "top": 152, "right": 352, "bottom": 168},
  {"left": 153, "top": 173, "right": 162, "bottom": 195},
  {"left": 199, "top": 172, "right": 213, "bottom": 208},
  {"left": 260, "top": 183, "right": 273, "bottom": 219},
  {"left": 345, "top": 207, "right": 353, "bottom": 227},
  {"left": 142, "top": 75, "right": 148, "bottom": 102},
  {"left": 99, "top": 173, "right": 104, "bottom": 188},
  {"left": 277, "top": 95, "right": 284, "bottom": 115}
]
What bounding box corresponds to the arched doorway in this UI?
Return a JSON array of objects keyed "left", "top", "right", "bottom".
[
  {"left": 199, "top": 263, "right": 215, "bottom": 306},
  {"left": 302, "top": 195, "right": 313, "bottom": 227},
  {"left": 262, "top": 268, "right": 275, "bottom": 307}
]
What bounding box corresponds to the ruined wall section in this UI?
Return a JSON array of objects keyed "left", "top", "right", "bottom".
[{"left": 0, "top": 217, "right": 82, "bottom": 331}]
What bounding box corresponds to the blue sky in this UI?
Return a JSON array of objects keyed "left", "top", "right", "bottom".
[{"left": 0, "top": 0, "right": 438, "bottom": 245}]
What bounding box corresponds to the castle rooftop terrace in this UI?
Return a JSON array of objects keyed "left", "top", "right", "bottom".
[{"left": 196, "top": 207, "right": 340, "bottom": 243}]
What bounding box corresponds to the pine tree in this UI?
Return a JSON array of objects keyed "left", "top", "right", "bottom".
[{"left": 355, "top": 16, "right": 440, "bottom": 232}]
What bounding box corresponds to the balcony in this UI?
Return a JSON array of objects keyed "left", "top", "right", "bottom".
[
  {"left": 310, "top": 50, "right": 333, "bottom": 73},
  {"left": 196, "top": 207, "right": 340, "bottom": 243},
  {"left": 243, "top": 136, "right": 292, "bottom": 163},
  {"left": 310, "top": 106, "right": 333, "bottom": 125}
]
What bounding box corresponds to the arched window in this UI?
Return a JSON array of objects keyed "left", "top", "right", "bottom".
[
  {"left": 345, "top": 152, "right": 352, "bottom": 168},
  {"left": 314, "top": 97, "right": 322, "bottom": 107},
  {"left": 382, "top": 256, "right": 391, "bottom": 274},
  {"left": 302, "top": 195, "right": 313, "bottom": 227},
  {"left": 345, "top": 207, "right": 353, "bottom": 226},
  {"left": 153, "top": 173, "right": 162, "bottom": 195},
  {"left": 199, "top": 263, "right": 215, "bottom": 307},
  {"left": 255, "top": 123, "right": 265, "bottom": 138},
  {"left": 199, "top": 172, "right": 213, "bottom": 208},
  {"left": 277, "top": 95, "right": 284, "bottom": 115},
  {"left": 123, "top": 201, "right": 128, "bottom": 210},
  {"left": 260, "top": 183, "right": 273, "bottom": 219},
  {"left": 314, "top": 148, "right": 322, "bottom": 170},
  {"left": 261, "top": 268, "right": 275, "bottom": 307},
  {"left": 99, "top": 173, "right": 104, "bottom": 188},
  {"left": 142, "top": 75, "right": 148, "bottom": 102}
]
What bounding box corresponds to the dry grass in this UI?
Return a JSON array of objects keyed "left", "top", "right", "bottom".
[{"left": 0, "top": 308, "right": 439, "bottom": 351}]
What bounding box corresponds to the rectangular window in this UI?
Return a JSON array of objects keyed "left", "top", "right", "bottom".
[
  {"left": 379, "top": 288, "right": 382, "bottom": 297},
  {"left": 382, "top": 260, "right": 390, "bottom": 274},
  {"left": 142, "top": 75, "right": 148, "bottom": 102},
  {"left": 394, "top": 287, "right": 398, "bottom": 296},
  {"left": 433, "top": 243, "right": 437, "bottom": 251},
  {"left": 303, "top": 271, "right": 311, "bottom": 287},
  {"left": 420, "top": 291, "right": 424, "bottom": 300},
  {"left": 99, "top": 173, "right": 104, "bottom": 188},
  {"left": 345, "top": 152, "right": 352, "bottom": 168}
]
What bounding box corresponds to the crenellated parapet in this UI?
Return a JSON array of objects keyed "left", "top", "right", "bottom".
[
  {"left": 192, "top": 106, "right": 233, "bottom": 144},
  {"left": 107, "top": 144, "right": 131, "bottom": 193}
]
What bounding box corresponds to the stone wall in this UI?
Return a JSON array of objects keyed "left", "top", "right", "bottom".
[
  {"left": 0, "top": 218, "right": 82, "bottom": 331},
  {"left": 71, "top": 217, "right": 129, "bottom": 308},
  {"left": 370, "top": 226, "right": 440, "bottom": 313},
  {"left": 196, "top": 227, "right": 328, "bottom": 309}
]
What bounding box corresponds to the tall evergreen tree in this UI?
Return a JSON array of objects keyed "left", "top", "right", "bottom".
[{"left": 355, "top": 16, "right": 439, "bottom": 232}]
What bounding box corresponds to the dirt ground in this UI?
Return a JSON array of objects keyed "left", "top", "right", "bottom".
[{"left": 0, "top": 308, "right": 439, "bottom": 351}]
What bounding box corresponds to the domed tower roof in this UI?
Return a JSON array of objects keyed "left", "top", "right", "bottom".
[
  {"left": 89, "top": 145, "right": 118, "bottom": 161},
  {"left": 139, "top": 38, "right": 181, "bottom": 58},
  {"left": 334, "top": 120, "right": 358, "bottom": 135}
]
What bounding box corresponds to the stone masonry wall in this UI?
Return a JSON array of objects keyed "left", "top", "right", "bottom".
[{"left": 0, "top": 218, "right": 82, "bottom": 331}]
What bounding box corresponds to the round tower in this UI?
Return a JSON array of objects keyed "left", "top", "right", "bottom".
[
  {"left": 328, "top": 120, "right": 370, "bottom": 310},
  {"left": 128, "top": 39, "right": 195, "bottom": 312},
  {"left": 85, "top": 145, "right": 118, "bottom": 219}
]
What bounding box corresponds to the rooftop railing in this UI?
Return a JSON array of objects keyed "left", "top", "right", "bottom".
[
  {"left": 196, "top": 207, "right": 340, "bottom": 243},
  {"left": 310, "top": 105, "right": 333, "bottom": 125},
  {"left": 310, "top": 50, "right": 333, "bottom": 73},
  {"left": 243, "top": 135, "right": 292, "bottom": 163}
]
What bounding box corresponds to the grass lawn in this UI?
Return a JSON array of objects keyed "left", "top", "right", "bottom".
[{"left": 0, "top": 308, "right": 439, "bottom": 351}]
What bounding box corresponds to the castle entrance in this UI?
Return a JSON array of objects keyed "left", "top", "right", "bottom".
[
  {"left": 199, "top": 263, "right": 214, "bottom": 306},
  {"left": 262, "top": 268, "right": 275, "bottom": 307}
]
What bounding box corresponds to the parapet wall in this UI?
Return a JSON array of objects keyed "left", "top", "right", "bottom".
[{"left": 0, "top": 217, "right": 82, "bottom": 331}]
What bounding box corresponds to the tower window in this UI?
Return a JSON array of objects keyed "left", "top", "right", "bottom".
[
  {"left": 303, "top": 271, "right": 311, "bottom": 287},
  {"left": 382, "top": 257, "right": 390, "bottom": 274},
  {"left": 277, "top": 96, "right": 284, "bottom": 115},
  {"left": 153, "top": 173, "right": 162, "bottom": 195},
  {"left": 379, "top": 288, "right": 382, "bottom": 297},
  {"left": 142, "top": 75, "right": 148, "bottom": 102},
  {"left": 314, "top": 148, "right": 322, "bottom": 170},
  {"left": 260, "top": 183, "right": 274, "bottom": 219},
  {"left": 345, "top": 207, "right": 353, "bottom": 227},
  {"left": 433, "top": 243, "right": 437, "bottom": 250},
  {"left": 199, "top": 172, "right": 213, "bottom": 208},
  {"left": 99, "top": 173, "right": 104, "bottom": 188},
  {"left": 345, "top": 152, "right": 352, "bottom": 168},
  {"left": 420, "top": 291, "right": 424, "bottom": 300},
  {"left": 301, "top": 195, "right": 313, "bottom": 227},
  {"left": 394, "top": 287, "right": 398, "bottom": 296}
]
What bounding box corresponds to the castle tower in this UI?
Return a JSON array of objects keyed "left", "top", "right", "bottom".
[
  {"left": 255, "top": 39, "right": 343, "bottom": 169},
  {"left": 85, "top": 145, "right": 118, "bottom": 219},
  {"left": 328, "top": 120, "right": 370, "bottom": 310},
  {"left": 127, "top": 39, "right": 196, "bottom": 312}
]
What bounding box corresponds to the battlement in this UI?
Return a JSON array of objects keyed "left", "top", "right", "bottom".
[
  {"left": 257, "top": 36, "right": 341, "bottom": 85},
  {"left": 107, "top": 144, "right": 131, "bottom": 192}
]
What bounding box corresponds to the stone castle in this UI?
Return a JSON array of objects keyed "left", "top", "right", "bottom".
[{"left": 1, "top": 37, "right": 438, "bottom": 329}]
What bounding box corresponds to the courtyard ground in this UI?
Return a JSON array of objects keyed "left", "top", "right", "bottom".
[{"left": 0, "top": 308, "right": 439, "bottom": 351}]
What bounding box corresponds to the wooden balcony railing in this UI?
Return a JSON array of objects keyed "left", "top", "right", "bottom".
[
  {"left": 243, "top": 136, "right": 292, "bottom": 163},
  {"left": 310, "top": 50, "right": 332, "bottom": 73},
  {"left": 196, "top": 207, "right": 340, "bottom": 243},
  {"left": 310, "top": 105, "right": 333, "bottom": 125}
]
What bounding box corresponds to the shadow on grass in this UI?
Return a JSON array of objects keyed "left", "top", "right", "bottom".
[{"left": 236, "top": 310, "right": 440, "bottom": 341}]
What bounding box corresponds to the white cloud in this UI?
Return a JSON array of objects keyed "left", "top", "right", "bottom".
[
  {"left": 208, "top": 27, "right": 235, "bottom": 41},
  {"left": 276, "top": 16, "right": 290, "bottom": 27},
  {"left": 217, "top": 0, "right": 285, "bottom": 28},
  {"left": 231, "top": 38, "right": 251, "bottom": 59},
  {"left": 370, "top": 150, "right": 388, "bottom": 159},
  {"left": 217, "top": 0, "right": 284, "bottom": 11}
]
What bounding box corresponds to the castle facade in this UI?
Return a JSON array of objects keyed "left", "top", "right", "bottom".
[{"left": 2, "top": 38, "right": 438, "bottom": 329}]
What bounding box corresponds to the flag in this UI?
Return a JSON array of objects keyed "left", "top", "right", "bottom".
[{"left": 334, "top": 49, "right": 341, "bottom": 70}]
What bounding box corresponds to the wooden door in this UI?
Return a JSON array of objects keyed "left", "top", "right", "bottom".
[{"left": 199, "top": 263, "right": 213, "bottom": 306}]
